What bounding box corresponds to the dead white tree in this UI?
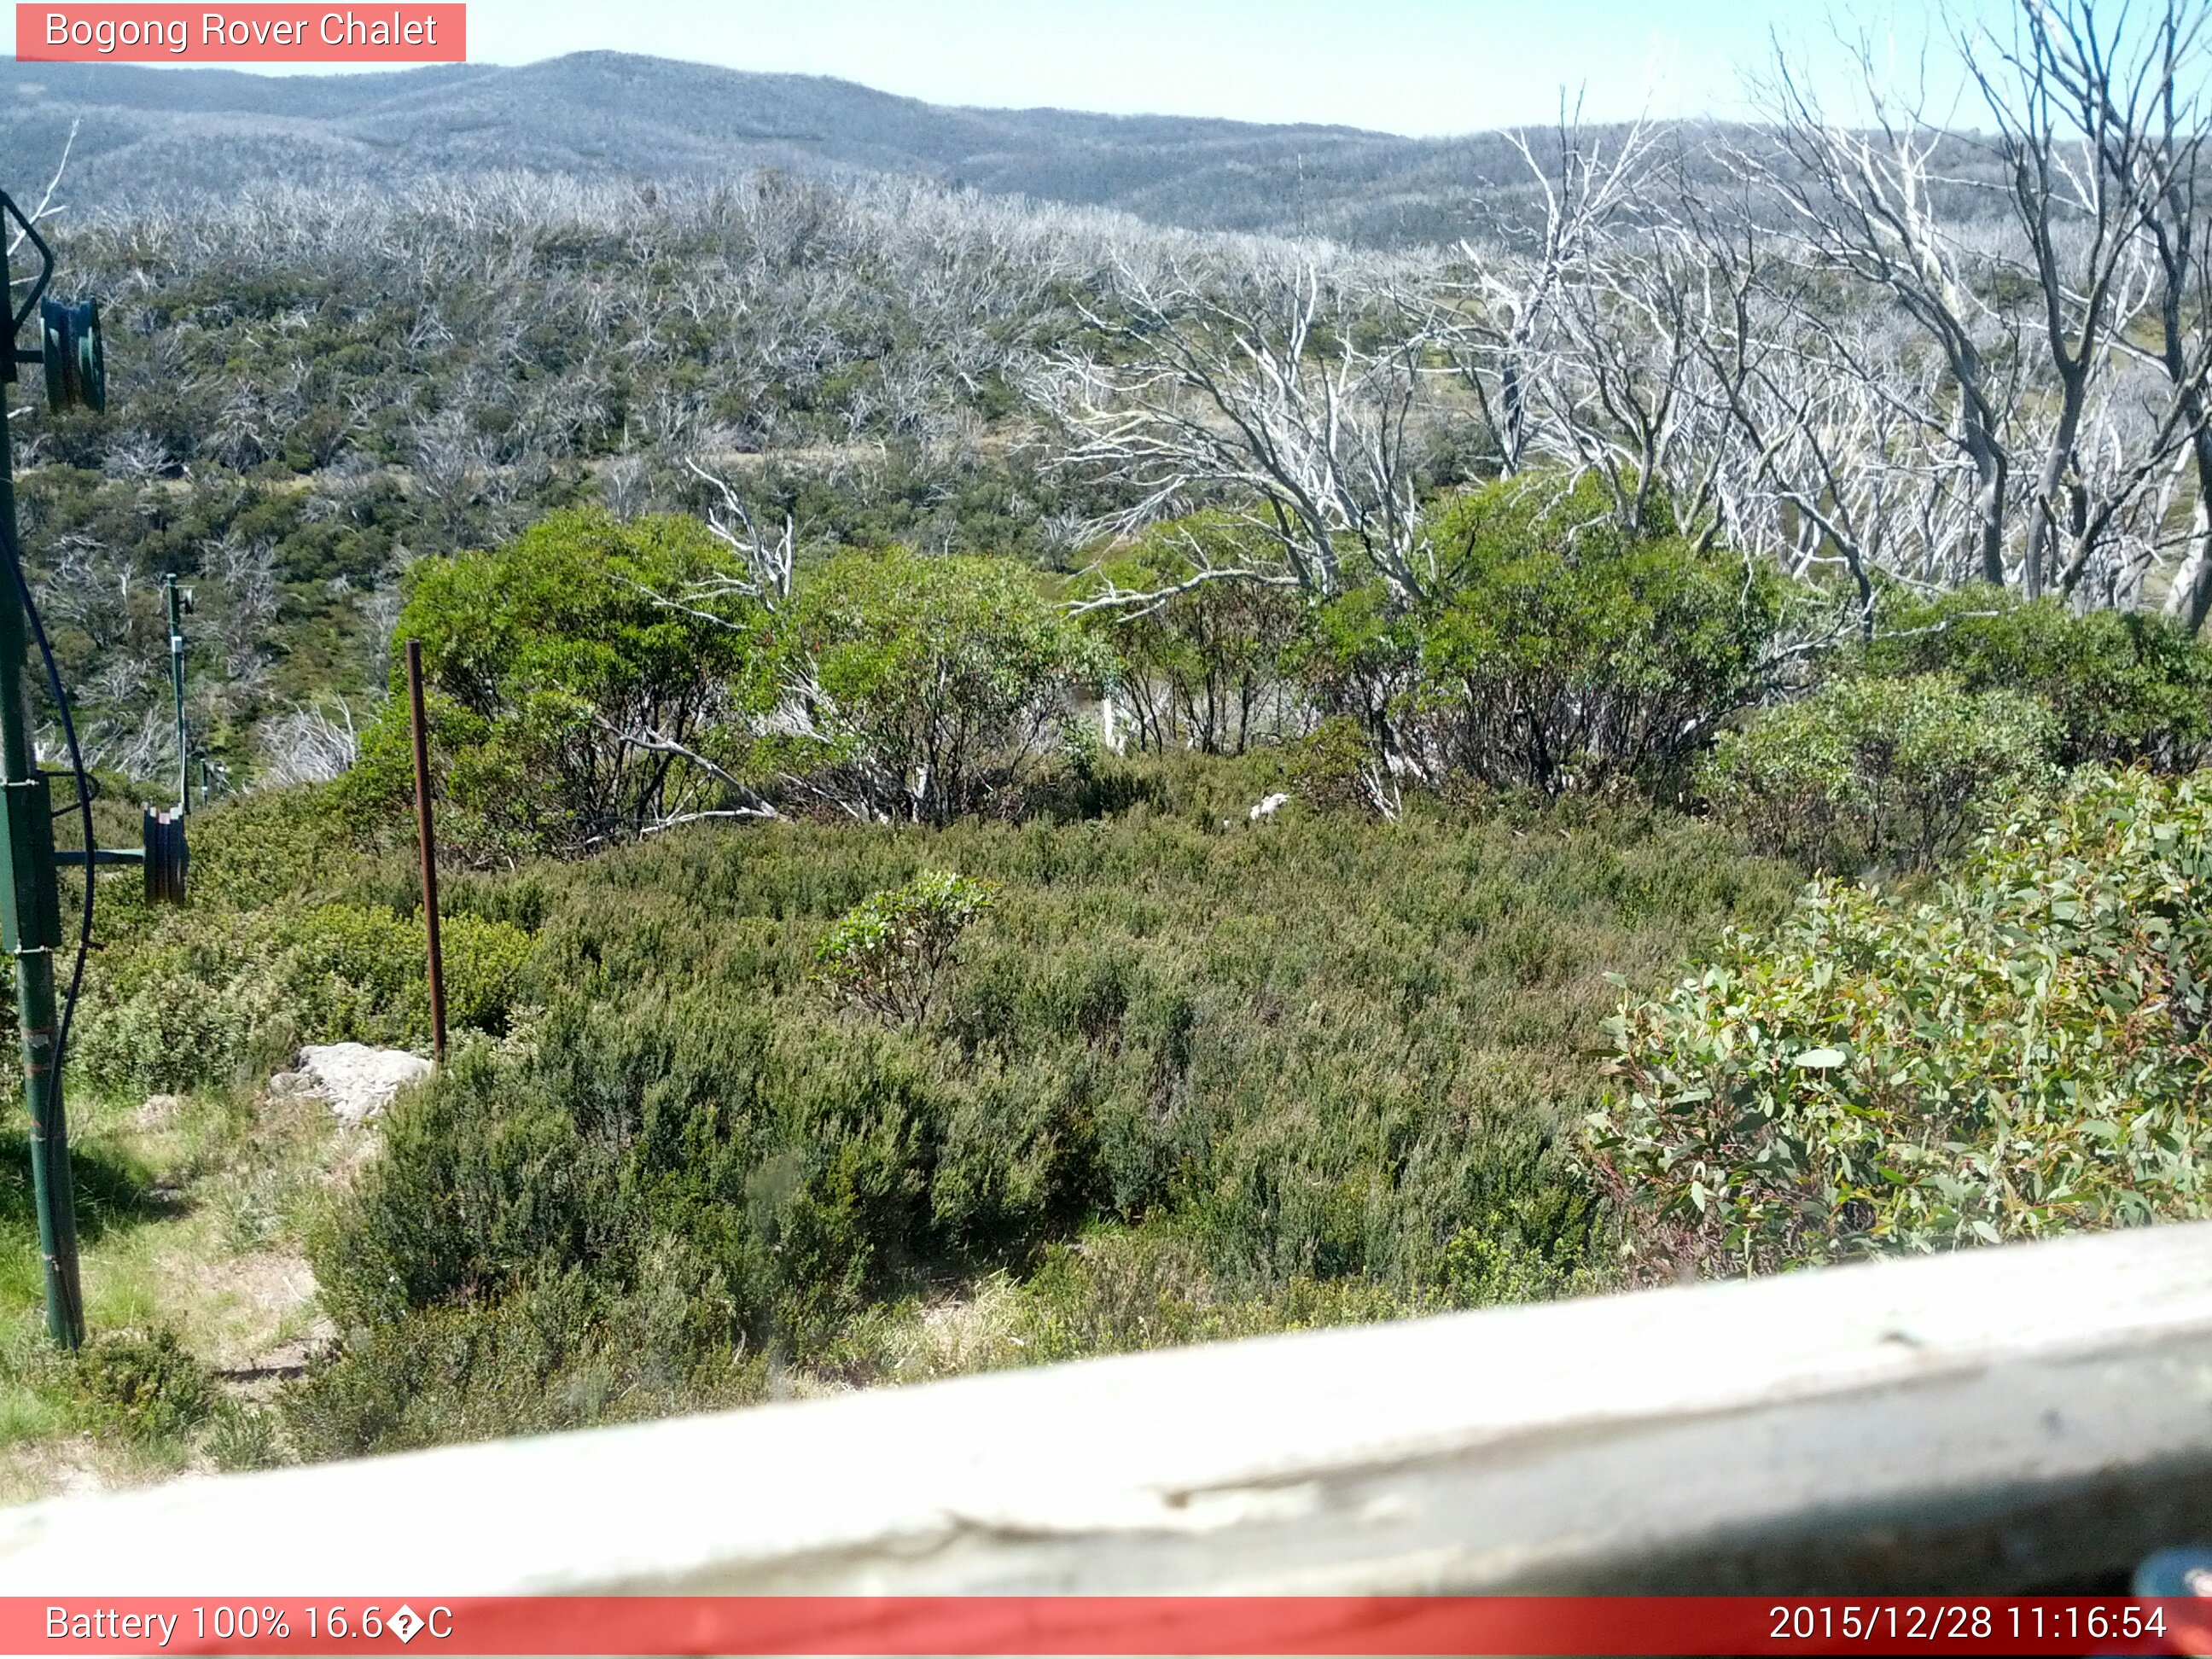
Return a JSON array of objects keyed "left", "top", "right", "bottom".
[
  {"left": 1534, "top": 213, "right": 1741, "bottom": 540},
  {"left": 1442, "top": 106, "right": 1660, "bottom": 480},
  {"left": 1964, "top": 0, "right": 2179, "bottom": 600},
  {"left": 681, "top": 460, "right": 795, "bottom": 607},
  {"left": 259, "top": 699, "right": 364, "bottom": 787},
  {"left": 2029, "top": 0, "right": 2212, "bottom": 628},
  {"left": 3, "top": 119, "right": 77, "bottom": 261},
  {"left": 1756, "top": 32, "right": 2024, "bottom": 590},
  {"left": 1029, "top": 253, "right": 1444, "bottom": 608}
]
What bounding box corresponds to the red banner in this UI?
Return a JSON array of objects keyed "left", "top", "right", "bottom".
[
  {"left": 4, "top": 1597, "right": 2209, "bottom": 1656},
  {"left": 14, "top": 5, "right": 465, "bottom": 62}
]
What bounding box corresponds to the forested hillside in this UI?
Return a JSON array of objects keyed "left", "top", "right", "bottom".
[
  {"left": 8, "top": 1, "right": 2212, "bottom": 1495},
  {"left": 3, "top": 52, "right": 1614, "bottom": 246}
]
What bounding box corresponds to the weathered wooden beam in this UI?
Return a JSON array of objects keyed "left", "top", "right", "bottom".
[{"left": 6, "top": 1221, "right": 2212, "bottom": 1594}]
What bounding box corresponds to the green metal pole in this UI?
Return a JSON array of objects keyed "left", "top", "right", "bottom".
[
  {"left": 0, "top": 233, "right": 83, "bottom": 1350},
  {"left": 166, "top": 574, "right": 187, "bottom": 815}
]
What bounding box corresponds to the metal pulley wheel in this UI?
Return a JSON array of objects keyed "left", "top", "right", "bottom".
[
  {"left": 39, "top": 296, "right": 103, "bottom": 415},
  {"left": 142, "top": 807, "right": 187, "bottom": 905}
]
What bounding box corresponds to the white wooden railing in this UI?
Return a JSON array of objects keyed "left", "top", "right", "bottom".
[{"left": 3, "top": 1221, "right": 2211, "bottom": 1595}]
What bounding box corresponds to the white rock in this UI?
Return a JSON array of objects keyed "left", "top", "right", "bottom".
[
  {"left": 295, "top": 1043, "right": 434, "bottom": 1125},
  {"left": 134, "top": 1093, "right": 185, "bottom": 1131},
  {"left": 1249, "top": 792, "right": 1291, "bottom": 822}
]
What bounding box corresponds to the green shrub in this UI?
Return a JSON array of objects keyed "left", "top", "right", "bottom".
[
  {"left": 1279, "top": 581, "right": 1423, "bottom": 779},
  {"left": 1590, "top": 768, "right": 2212, "bottom": 1280},
  {"left": 74, "top": 1328, "right": 214, "bottom": 1445},
  {"left": 300, "top": 797, "right": 1796, "bottom": 1452},
  {"left": 974, "top": 1228, "right": 1424, "bottom": 1366},
  {"left": 286, "top": 1267, "right": 763, "bottom": 1459},
  {"left": 814, "top": 870, "right": 998, "bottom": 1027},
  {"left": 1285, "top": 715, "right": 1394, "bottom": 816},
  {"left": 1858, "top": 586, "right": 2212, "bottom": 769},
  {"left": 278, "top": 905, "right": 532, "bottom": 1044},
  {"left": 1077, "top": 512, "right": 1301, "bottom": 754},
  {"left": 1700, "top": 674, "right": 2058, "bottom": 871},
  {"left": 1411, "top": 475, "right": 1786, "bottom": 795},
  {"left": 77, "top": 896, "right": 532, "bottom": 1094},
  {"left": 76, "top": 912, "right": 288, "bottom": 1095},
  {"left": 184, "top": 785, "right": 384, "bottom": 910},
  {"left": 775, "top": 548, "right": 1107, "bottom": 824},
  {"left": 350, "top": 509, "right": 772, "bottom": 862}
]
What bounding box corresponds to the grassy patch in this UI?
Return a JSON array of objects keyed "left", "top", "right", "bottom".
[{"left": 0, "top": 1075, "right": 351, "bottom": 1503}]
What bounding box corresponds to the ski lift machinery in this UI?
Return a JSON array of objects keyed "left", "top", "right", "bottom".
[{"left": 2, "top": 187, "right": 189, "bottom": 1350}]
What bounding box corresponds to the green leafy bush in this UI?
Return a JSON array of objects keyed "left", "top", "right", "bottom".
[
  {"left": 1700, "top": 673, "right": 2057, "bottom": 871},
  {"left": 183, "top": 786, "right": 383, "bottom": 911},
  {"left": 1858, "top": 586, "right": 2212, "bottom": 770},
  {"left": 302, "top": 793, "right": 1794, "bottom": 1449},
  {"left": 1590, "top": 769, "right": 2212, "bottom": 1280},
  {"left": 76, "top": 913, "right": 288, "bottom": 1095},
  {"left": 278, "top": 905, "right": 533, "bottom": 1044},
  {"left": 814, "top": 870, "right": 998, "bottom": 1026},
  {"left": 1285, "top": 714, "right": 1395, "bottom": 816},
  {"left": 78, "top": 897, "right": 532, "bottom": 1094},
  {"left": 1280, "top": 583, "right": 1423, "bottom": 788},
  {"left": 775, "top": 548, "right": 1107, "bottom": 824},
  {"left": 350, "top": 509, "right": 772, "bottom": 862},
  {"left": 1411, "top": 475, "right": 1786, "bottom": 795},
  {"left": 287, "top": 1267, "right": 762, "bottom": 1459},
  {"left": 1077, "top": 513, "right": 1301, "bottom": 754}
]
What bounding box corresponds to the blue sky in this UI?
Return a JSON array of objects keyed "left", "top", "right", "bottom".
[{"left": 8, "top": 2, "right": 2013, "bottom": 136}]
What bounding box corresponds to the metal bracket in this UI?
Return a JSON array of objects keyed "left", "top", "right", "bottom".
[
  {"left": 49, "top": 810, "right": 186, "bottom": 905},
  {"left": 1, "top": 191, "right": 55, "bottom": 390},
  {"left": 2, "top": 192, "right": 55, "bottom": 340},
  {"left": 0, "top": 777, "right": 60, "bottom": 953}
]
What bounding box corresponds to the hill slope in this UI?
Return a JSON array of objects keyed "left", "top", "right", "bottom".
[{"left": 1, "top": 51, "right": 1559, "bottom": 244}]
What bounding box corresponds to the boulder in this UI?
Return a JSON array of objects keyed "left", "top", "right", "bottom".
[
  {"left": 134, "top": 1093, "right": 186, "bottom": 1131},
  {"left": 294, "top": 1043, "right": 434, "bottom": 1125}
]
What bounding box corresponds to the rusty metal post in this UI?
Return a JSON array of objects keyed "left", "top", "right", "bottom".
[{"left": 405, "top": 640, "right": 446, "bottom": 1063}]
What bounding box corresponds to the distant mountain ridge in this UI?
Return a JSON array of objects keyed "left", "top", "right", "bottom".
[{"left": 1, "top": 50, "right": 1573, "bottom": 245}]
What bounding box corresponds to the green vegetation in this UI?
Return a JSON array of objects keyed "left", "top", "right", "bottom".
[
  {"left": 815, "top": 870, "right": 1001, "bottom": 1027},
  {"left": 286, "top": 789, "right": 1787, "bottom": 1454},
  {"left": 1593, "top": 770, "right": 2212, "bottom": 1278},
  {"left": 3, "top": 458, "right": 2208, "bottom": 1487},
  {"left": 1409, "top": 480, "right": 1788, "bottom": 795},
  {"left": 783, "top": 548, "right": 1107, "bottom": 824},
  {"left": 1858, "top": 589, "right": 2212, "bottom": 771},
  {"left": 76, "top": 886, "right": 530, "bottom": 1098},
  {"left": 349, "top": 510, "right": 769, "bottom": 861},
  {"left": 2, "top": 758, "right": 1790, "bottom": 1467},
  {"left": 1700, "top": 674, "right": 2058, "bottom": 873},
  {"left": 1079, "top": 515, "right": 1302, "bottom": 755},
  {"left": 15, "top": 61, "right": 2212, "bottom": 1512}
]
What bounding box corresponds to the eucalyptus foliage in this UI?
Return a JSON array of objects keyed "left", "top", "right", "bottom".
[
  {"left": 814, "top": 870, "right": 999, "bottom": 1027},
  {"left": 1857, "top": 586, "right": 2212, "bottom": 771},
  {"left": 355, "top": 509, "right": 771, "bottom": 861},
  {"left": 1591, "top": 769, "right": 2212, "bottom": 1279},
  {"left": 774, "top": 548, "right": 1107, "bottom": 825},
  {"left": 1408, "top": 477, "right": 1786, "bottom": 795}
]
